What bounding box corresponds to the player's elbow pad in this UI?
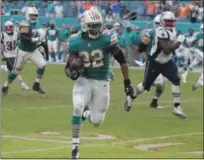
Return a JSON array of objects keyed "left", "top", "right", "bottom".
[
  {"left": 20, "top": 33, "right": 31, "bottom": 43},
  {"left": 113, "top": 49, "right": 127, "bottom": 65},
  {"left": 138, "top": 42, "right": 148, "bottom": 53}
]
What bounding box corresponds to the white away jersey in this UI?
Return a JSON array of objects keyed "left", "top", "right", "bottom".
[
  {"left": 150, "top": 27, "right": 177, "bottom": 64},
  {"left": 1, "top": 31, "right": 19, "bottom": 58}
]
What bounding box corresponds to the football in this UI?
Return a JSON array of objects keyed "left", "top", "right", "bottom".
[{"left": 69, "top": 58, "right": 84, "bottom": 69}]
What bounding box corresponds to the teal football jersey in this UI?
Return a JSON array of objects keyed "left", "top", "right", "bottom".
[
  {"left": 195, "top": 33, "right": 203, "bottom": 52},
  {"left": 68, "top": 30, "right": 118, "bottom": 80},
  {"left": 47, "top": 28, "right": 59, "bottom": 41},
  {"left": 144, "top": 29, "right": 155, "bottom": 56},
  {"left": 18, "top": 21, "right": 39, "bottom": 52}
]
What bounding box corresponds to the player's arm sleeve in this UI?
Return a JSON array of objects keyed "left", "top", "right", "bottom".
[
  {"left": 138, "top": 31, "right": 151, "bottom": 53},
  {"left": 157, "top": 29, "right": 181, "bottom": 54},
  {"left": 108, "top": 32, "right": 127, "bottom": 65}
]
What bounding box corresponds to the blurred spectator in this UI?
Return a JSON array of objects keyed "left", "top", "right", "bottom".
[
  {"left": 104, "top": 9, "right": 114, "bottom": 25},
  {"left": 58, "top": 24, "right": 70, "bottom": 62},
  {"left": 145, "top": 1, "right": 156, "bottom": 19},
  {"left": 1, "top": 4, "right": 5, "bottom": 15},
  {"left": 46, "top": 1, "right": 55, "bottom": 18},
  {"left": 197, "top": 2, "right": 203, "bottom": 22},
  {"left": 125, "top": 27, "right": 138, "bottom": 66},
  {"left": 21, "top": 2, "right": 29, "bottom": 16},
  {"left": 54, "top": 1, "right": 64, "bottom": 18},
  {"left": 177, "top": 1, "right": 190, "bottom": 19},
  {"left": 189, "top": 1, "right": 199, "bottom": 23},
  {"left": 135, "top": 2, "right": 146, "bottom": 19}
]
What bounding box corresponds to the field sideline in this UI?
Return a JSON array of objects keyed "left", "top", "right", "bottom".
[{"left": 1, "top": 63, "right": 203, "bottom": 159}]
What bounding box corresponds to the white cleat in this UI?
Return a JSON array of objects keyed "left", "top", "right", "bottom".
[
  {"left": 134, "top": 60, "right": 145, "bottom": 67},
  {"left": 124, "top": 95, "right": 136, "bottom": 112},
  {"left": 21, "top": 82, "right": 30, "bottom": 90},
  {"left": 173, "top": 106, "right": 186, "bottom": 119},
  {"left": 181, "top": 73, "right": 187, "bottom": 84}
]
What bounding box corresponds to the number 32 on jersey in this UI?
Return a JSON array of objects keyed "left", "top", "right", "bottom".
[{"left": 79, "top": 49, "right": 104, "bottom": 68}]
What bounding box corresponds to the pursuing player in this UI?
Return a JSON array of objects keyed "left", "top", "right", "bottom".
[
  {"left": 65, "top": 8, "right": 134, "bottom": 159},
  {"left": 181, "top": 23, "right": 203, "bottom": 90},
  {"left": 1, "top": 21, "right": 29, "bottom": 90},
  {"left": 124, "top": 11, "right": 186, "bottom": 119},
  {"left": 135, "top": 14, "right": 167, "bottom": 109},
  {"left": 2, "top": 7, "right": 47, "bottom": 95}
]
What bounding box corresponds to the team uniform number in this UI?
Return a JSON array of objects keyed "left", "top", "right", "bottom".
[
  {"left": 6, "top": 41, "right": 17, "bottom": 51},
  {"left": 79, "top": 49, "right": 104, "bottom": 68}
]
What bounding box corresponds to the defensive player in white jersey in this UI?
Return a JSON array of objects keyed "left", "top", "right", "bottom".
[
  {"left": 65, "top": 8, "right": 134, "bottom": 159},
  {"left": 182, "top": 28, "right": 197, "bottom": 70},
  {"left": 1, "top": 21, "right": 29, "bottom": 90},
  {"left": 181, "top": 23, "right": 203, "bottom": 90},
  {"left": 124, "top": 11, "right": 186, "bottom": 119},
  {"left": 2, "top": 7, "right": 47, "bottom": 95},
  {"left": 135, "top": 14, "right": 167, "bottom": 109}
]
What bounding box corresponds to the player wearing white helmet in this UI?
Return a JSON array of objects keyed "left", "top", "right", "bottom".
[
  {"left": 66, "top": 8, "right": 134, "bottom": 159},
  {"left": 1, "top": 21, "right": 29, "bottom": 90},
  {"left": 2, "top": 7, "right": 47, "bottom": 95},
  {"left": 182, "top": 23, "right": 203, "bottom": 90},
  {"left": 125, "top": 11, "right": 186, "bottom": 119},
  {"left": 134, "top": 14, "right": 167, "bottom": 109}
]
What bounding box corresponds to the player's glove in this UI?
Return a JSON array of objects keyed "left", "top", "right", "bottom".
[
  {"left": 124, "top": 79, "right": 135, "bottom": 97},
  {"left": 64, "top": 66, "right": 83, "bottom": 81}
]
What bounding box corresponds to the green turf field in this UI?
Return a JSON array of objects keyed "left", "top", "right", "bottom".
[{"left": 1, "top": 63, "right": 203, "bottom": 159}]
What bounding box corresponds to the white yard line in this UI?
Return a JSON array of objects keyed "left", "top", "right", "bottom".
[{"left": 2, "top": 132, "right": 203, "bottom": 155}]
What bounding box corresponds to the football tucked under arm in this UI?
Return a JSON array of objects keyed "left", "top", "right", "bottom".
[
  {"left": 65, "top": 53, "right": 84, "bottom": 80},
  {"left": 157, "top": 29, "right": 185, "bottom": 55}
]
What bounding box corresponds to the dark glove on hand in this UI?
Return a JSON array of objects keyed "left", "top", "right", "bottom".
[{"left": 124, "top": 79, "right": 135, "bottom": 96}]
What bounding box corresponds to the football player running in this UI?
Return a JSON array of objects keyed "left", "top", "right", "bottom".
[
  {"left": 1, "top": 21, "right": 29, "bottom": 90},
  {"left": 65, "top": 8, "right": 134, "bottom": 159},
  {"left": 135, "top": 14, "right": 167, "bottom": 109},
  {"left": 2, "top": 7, "right": 47, "bottom": 95},
  {"left": 181, "top": 23, "right": 203, "bottom": 90},
  {"left": 124, "top": 11, "right": 186, "bottom": 119}
]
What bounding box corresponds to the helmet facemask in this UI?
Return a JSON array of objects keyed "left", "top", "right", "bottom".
[
  {"left": 163, "top": 19, "right": 176, "bottom": 30},
  {"left": 29, "top": 14, "right": 38, "bottom": 23},
  {"left": 84, "top": 22, "right": 102, "bottom": 39},
  {"left": 4, "top": 21, "right": 14, "bottom": 34}
]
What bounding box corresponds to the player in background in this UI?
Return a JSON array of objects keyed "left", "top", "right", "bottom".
[
  {"left": 181, "top": 23, "right": 203, "bottom": 90},
  {"left": 134, "top": 14, "right": 167, "bottom": 109},
  {"left": 1, "top": 21, "right": 29, "bottom": 90},
  {"left": 65, "top": 8, "right": 134, "bottom": 159},
  {"left": 2, "top": 7, "right": 47, "bottom": 95},
  {"left": 182, "top": 28, "right": 197, "bottom": 72},
  {"left": 46, "top": 20, "right": 59, "bottom": 62},
  {"left": 124, "top": 11, "right": 186, "bottom": 119}
]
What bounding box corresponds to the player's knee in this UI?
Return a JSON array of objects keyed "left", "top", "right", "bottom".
[
  {"left": 38, "top": 61, "right": 47, "bottom": 69},
  {"left": 12, "top": 67, "right": 21, "bottom": 75},
  {"left": 172, "top": 76, "right": 180, "bottom": 86},
  {"left": 90, "top": 112, "right": 106, "bottom": 126},
  {"left": 73, "top": 104, "right": 84, "bottom": 117}
]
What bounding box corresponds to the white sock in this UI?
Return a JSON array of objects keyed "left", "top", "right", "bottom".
[
  {"left": 35, "top": 77, "right": 40, "bottom": 83},
  {"left": 4, "top": 81, "right": 9, "bottom": 87},
  {"left": 72, "top": 138, "right": 80, "bottom": 149}
]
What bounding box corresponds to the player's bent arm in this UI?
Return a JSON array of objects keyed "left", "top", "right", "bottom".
[
  {"left": 138, "top": 35, "right": 151, "bottom": 53},
  {"left": 110, "top": 44, "right": 134, "bottom": 95},
  {"left": 158, "top": 38, "right": 181, "bottom": 54},
  {"left": 64, "top": 53, "right": 83, "bottom": 80},
  {"left": 110, "top": 44, "right": 130, "bottom": 80}
]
